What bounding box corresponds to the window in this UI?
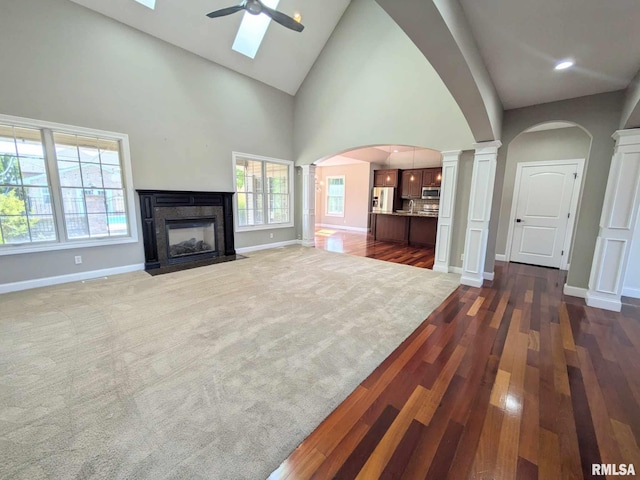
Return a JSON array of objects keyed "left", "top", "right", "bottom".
[
  {"left": 233, "top": 152, "right": 293, "bottom": 231},
  {"left": 0, "top": 114, "right": 136, "bottom": 254},
  {"left": 326, "top": 176, "right": 345, "bottom": 217}
]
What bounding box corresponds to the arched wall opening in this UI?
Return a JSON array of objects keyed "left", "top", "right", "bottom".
[
  {"left": 312, "top": 144, "right": 443, "bottom": 233},
  {"left": 494, "top": 121, "right": 593, "bottom": 276}
]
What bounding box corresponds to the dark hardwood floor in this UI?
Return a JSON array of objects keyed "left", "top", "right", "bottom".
[
  {"left": 269, "top": 229, "right": 640, "bottom": 479},
  {"left": 314, "top": 227, "right": 435, "bottom": 269}
]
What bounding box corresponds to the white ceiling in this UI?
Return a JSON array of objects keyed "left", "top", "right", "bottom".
[
  {"left": 459, "top": 0, "right": 640, "bottom": 109},
  {"left": 319, "top": 145, "right": 443, "bottom": 169},
  {"left": 67, "top": 0, "right": 351, "bottom": 95}
]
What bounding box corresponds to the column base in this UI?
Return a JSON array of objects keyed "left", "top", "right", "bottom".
[
  {"left": 460, "top": 274, "right": 483, "bottom": 288},
  {"left": 585, "top": 291, "right": 622, "bottom": 312}
]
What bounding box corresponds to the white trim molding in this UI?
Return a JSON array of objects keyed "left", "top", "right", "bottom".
[
  {"left": 622, "top": 286, "right": 640, "bottom": 299},
  {"left": 586, "top": 128, "right": 640, "bottom": 312},
  {"left": 0, "top": 263, "right": 145, "bottom": 294},
  {"left": 461, "top": 141, "right": 501, "bottom": 287},
  {"left": 301, "top": 165, "right": 317, "bottom": 247},
  {"left": 433, "top": 150, "right": 461, "bottom": 274},
  {"left": 504, "top": 158, "right": 585, "bottom": 270},
  {"left": 563, "top": 284, "right": 587, "bottom": 299},
  {"left": 235, "top": 239, "right": 301, "bottom": 254},
  {"left": 315, "top": 223, "right": 368, "bottom": 233},
  {"left": 495, "top": 254, "right": 507, "bottom": 262}
]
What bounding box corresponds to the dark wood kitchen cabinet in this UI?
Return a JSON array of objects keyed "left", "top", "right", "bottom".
[
  {"left": 401, "top": 170, "right": 423, "bottom": 198},
  {"left": 409, "top": 216, "right": 438, "bottom": 247},
  {"left": 422, "top": 168, "right": 442, "bottom": 187},
  {"left": 374, "top": 169, "right": 399, "bottom": 188},
  {"left": 374, "top": 214, "right": 409, "bottom": 243}
]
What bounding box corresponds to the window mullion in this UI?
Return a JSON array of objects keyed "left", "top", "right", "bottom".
[
  {"left": 262, "top": 161, "right": 268, "bottom": 225},
  {"left": 41, "top": 128, "right": 66, "bottom": 243}
]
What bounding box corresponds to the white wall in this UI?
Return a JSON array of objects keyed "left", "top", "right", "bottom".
[
  {"left": 293, "top": 0, "right": 475, "bottom": 166},
  {"left": 0, "top": 0, "right": 295, "bottom": 285}
]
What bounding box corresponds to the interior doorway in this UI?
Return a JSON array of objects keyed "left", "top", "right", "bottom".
[{"left": 506, "top": 159, "right": 584, "bottom": 269}]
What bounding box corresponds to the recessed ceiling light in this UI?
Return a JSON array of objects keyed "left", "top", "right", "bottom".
[
  {"left": 133, "top": 0, "right": 156, "bottom": 9},
  {"left": 554, "top": 60, "right": 574, "bottom": 70},
  {"left": 232, "top": 0, "right": 280, "bottom": 59},
  {"left": 393, "top": 149, "right": 398, "bottom": 153},
  {"left": 293, "top": 12, "right": 302, "bottom": 23}
]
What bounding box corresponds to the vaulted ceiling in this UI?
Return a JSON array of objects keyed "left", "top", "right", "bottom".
[
  {"left": 68, "top": 0, "right": 640, "bottom": 130},
  {"left": 67, "top": 0, "right": 350, "bottom": 95}
]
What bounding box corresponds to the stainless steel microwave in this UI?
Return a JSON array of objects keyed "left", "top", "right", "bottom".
[{"left": 421, "top": 187, "right": 440, "bottom": 200}]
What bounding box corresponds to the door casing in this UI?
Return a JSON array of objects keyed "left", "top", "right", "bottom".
[{"left": 505, "top": 158, "right": 585, "bottom": 270}]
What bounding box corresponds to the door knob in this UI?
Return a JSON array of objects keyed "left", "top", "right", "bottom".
[{"left": 516, "top": 218, "right": 523, "bottom": 223}]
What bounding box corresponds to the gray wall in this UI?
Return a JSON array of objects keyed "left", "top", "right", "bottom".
[
  {"left": 487, "top": 91, "right": 625, "bottom": 288},
  {"left": 0, "top": 0, "right": 295, "bottom": 284},
  {"left": 621, "top": 69, "right": 640, "bottom": 129},
  {"left": 450, "top": 150, "right": 474, "bottom": 269},
  {"left": 293, "top": 0, "right": 475, "bottom": 166},
  {"left": 495, "top": 127, "right": 592, "bottom": 258}
]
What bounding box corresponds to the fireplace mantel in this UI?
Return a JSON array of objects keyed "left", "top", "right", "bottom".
[{"left": 137, "top": 190, "right": 235, "bottom": 272}]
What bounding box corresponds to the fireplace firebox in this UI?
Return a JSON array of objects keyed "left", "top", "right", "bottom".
[
  {"left": 166, "top": 217, "right": 218, "bottom": 263},
  {"left": 137, "top": 190, "right": 235, "bottom": 273}
]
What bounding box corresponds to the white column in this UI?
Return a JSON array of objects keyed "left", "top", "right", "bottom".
[
  {"left": 301, "top": 164, "right": 316, "bottom": 247},
  {"left": 586, "top": 128, "right": 640, "bottom": 311},
  {"left": 461, "top": 141, "right": 502, "bottom": 287},
  {"left": 433, "top": 150, "right": 461, "bottom": 273}
]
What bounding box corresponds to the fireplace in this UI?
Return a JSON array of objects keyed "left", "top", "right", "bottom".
[
  {"left": 166, "top": 217, "right": 218, "bottom": 263},
  {"left": 137, "top": 190, "right": 235, "bottom": 273}
]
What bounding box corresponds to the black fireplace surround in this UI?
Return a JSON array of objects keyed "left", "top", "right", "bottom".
[{"left": 137, "top": 190, "right": 236, "bottom": 272}]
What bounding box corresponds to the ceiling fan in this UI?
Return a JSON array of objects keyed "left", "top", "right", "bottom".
[{"left": 206, "top": 0, "right": 305, "bottom": 32}]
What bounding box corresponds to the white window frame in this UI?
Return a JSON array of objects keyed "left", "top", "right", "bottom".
[
  {"left": 325, "top": 175, "right": 345, "bottom": 217},
  {"left": 0, "top": 113, "right": 138, "bottom": 256},
  {"left": 232, "top": 152, "right": 294, "bottom": 232}
]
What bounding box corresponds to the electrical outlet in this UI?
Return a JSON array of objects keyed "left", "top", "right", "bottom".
[
  {"left": 74, "top": 255, "right": 82, "bottom": 265},
  {"left": 269, "top": 233, "right": 274, "bottom": 239},
  {"left": 461, "top": 253, "right": 465, "bottom": 261}
]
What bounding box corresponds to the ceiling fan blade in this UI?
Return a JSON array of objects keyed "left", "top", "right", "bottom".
[
  {"left": 261, "top": 5, "right": 304, "bottom": 32},
  {"left": 206, "top": 5, "right": 245, "bottom": 18}
]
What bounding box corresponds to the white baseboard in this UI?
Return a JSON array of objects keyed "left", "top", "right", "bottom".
[
  {"left": 495, "top": 254, "right": 507, "bottom": 262},
  {"left": 450, "top": 266, "right": 463, "bottom": 275},
  {"left": 623, "top": 286, "right": 640, "bottom": 299},
  {"left": 0, "top": 263, "right": 145, "bottom": 294},
  {"left": 315, "top": 223, "right": 368, "bottom": 233},
  {"left": 484, "top": 271, "right": 495, "bottom": 281},
  {"left": 460, "top": 275, "right": 483, "bottom": 288},
  {"left": 236, "top": 239, "right": 302, "bottom": 254},
  {"left": 586, "top": 291, "right": 622, "bottom": 312},
  {"left": 563, "top": 284, "right": 587, "bottom": 298},
  {"left": 432, "top": 265, "right": 448, "bottom": 273}
]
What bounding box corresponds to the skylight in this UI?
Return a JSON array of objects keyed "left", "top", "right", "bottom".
[
  {"left": 232, "top": 0, "right": 280, "bottom": 59},
  {"left": 134, "top": 0, "right": 156, "bottom": 10}
]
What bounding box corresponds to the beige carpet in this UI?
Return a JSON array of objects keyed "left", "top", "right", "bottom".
[{"left": 0, "top": 246, "right": 459, "bottom": 479}]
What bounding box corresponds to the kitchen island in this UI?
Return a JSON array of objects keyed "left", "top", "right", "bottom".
[{"left": 372, "top": 211, "right": 438, "bottom": 247}]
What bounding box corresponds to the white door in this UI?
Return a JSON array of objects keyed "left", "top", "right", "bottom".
[{"left": 509, "top": 163, "right": 579, "bottom": 268}]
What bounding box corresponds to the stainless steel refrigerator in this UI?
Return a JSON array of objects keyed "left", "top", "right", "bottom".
[{"left": 371, "top": 187, "right": 395, "bottom": 213}]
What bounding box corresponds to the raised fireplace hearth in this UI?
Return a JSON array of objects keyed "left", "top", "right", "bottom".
[{"left": 137, "top": 190, "right": 235, "bottom": 273}]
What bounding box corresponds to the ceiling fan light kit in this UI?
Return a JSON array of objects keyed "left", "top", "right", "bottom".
[{"left": 206, "top": 0, "right": 305, "bottom": 32}]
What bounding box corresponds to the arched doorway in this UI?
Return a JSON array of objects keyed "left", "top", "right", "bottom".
[
  {"left": 495, "top": 121, "right": 593, "bottom": 271},
  {"left": 305, "top": 144, "right": 461, "bottom": 271}
]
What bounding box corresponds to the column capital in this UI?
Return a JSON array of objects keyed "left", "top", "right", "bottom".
[
  {"left": 300, "top": 163, "right": 317, "bottom": 173},
  {"left": 441, "top": 150, "right": 462, "bottom": 160},
  {"left": 612, "top": 128, "right": 640, "bottom": 147},
  {"left": 473, "top": 140, "right": 502, "bottom": 154}
]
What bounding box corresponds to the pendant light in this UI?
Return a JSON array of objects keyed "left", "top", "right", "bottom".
[
  {"left": 410, "top": 147, "right": 416, "bottom": 181},
  {"left": 386, "top": 146, "right": 392, "bottom": 182}
]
